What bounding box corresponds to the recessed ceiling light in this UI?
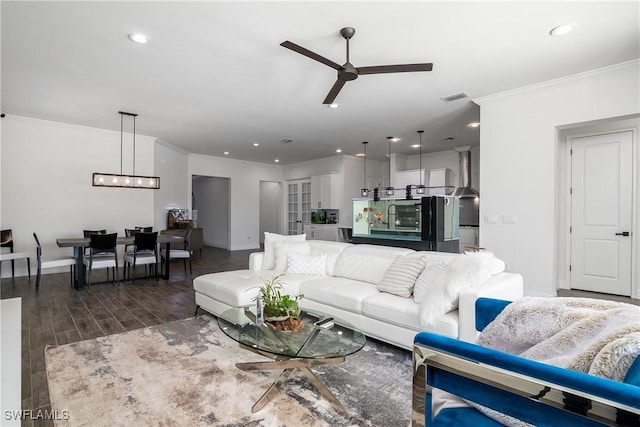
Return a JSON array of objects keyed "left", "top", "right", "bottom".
[
  {"left": 550, "top": 24, "right": 574, "bottom": 36},
  {"left": 223, "top": 151, "right": 229, "bottom": 155},
  {"left": 467, "top": 122, "right": 480, "bottom": 128},
  {"left": 327, "top": 103, "right": 340, "bottom": 109},
  {"left": 128, "top": 33, "right": 149, "bottom": 44},
  {"left": 336, "top": 149, "right": 342, "bottom": 153},
  {"left": 355, "top": 153, "right": 365, "bottom": 157},
  {"left": 410, "top": 144, "right": 420, "bottom": 148},
  {"left": 274, "top": 159, "right": 280, "bottom": 163},
  {"left": 252, "top": 143, "right": 260, "bottom": 147}
]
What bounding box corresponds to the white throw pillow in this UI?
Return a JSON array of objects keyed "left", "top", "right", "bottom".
[
  {"left": 332, "top": 251, "right": 396, "bottom": 285},
  {"left": 413, "top": 260, "right": 449, "bottom": 303},
  {"left": 273, "top": 241, "right": 311, "bottom": 274},
  {"left": 418, "top": 252, "right": 505, "bottom": 327},
  {"left": 262, "top": 232, "right": 306, "bottom": 270},
  {"left": 287, "top": 253, "right": 327, "bottom": 276},
  {"left": 377, "top": 255, "right": 426, "bottom": 298}
]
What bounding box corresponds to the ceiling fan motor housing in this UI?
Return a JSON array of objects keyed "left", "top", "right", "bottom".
[{"left": 339, "top": 63, "right": 359, "bottom": 81}]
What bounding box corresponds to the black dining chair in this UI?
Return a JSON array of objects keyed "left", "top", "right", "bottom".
[
  {"left": 33, "top": 232, "right": 75, "bottom": 291},
  {"left": 135, "top": 226, "right": 153, "bottom": 232},
  {"left": 123, "top": 232, "right": 159, "bottom": 283},
  {"left": 0, "top": 229, "right": 31, "bottom": 279},
  {"left": 83, "top": 232, "right": 119, "bottom": 289},
  {"left": 161, "top": 227, "right": 193, "bottom": 274}
]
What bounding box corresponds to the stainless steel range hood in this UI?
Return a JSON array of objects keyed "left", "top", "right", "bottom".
[{"left": 453, "top": 148, "right": 479, "bottom": 198}]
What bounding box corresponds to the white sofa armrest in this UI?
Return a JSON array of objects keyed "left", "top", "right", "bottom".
[
  {"left": 249, "top": 252, "right": 264, "bottom": 271},
  {"left": 458, "top": 272, "right": 524, "bottom": 343}
]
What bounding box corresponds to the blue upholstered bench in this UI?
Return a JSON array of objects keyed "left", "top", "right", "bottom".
[{"left": 412, "top": 297, "right": 640, "bottom": 426}]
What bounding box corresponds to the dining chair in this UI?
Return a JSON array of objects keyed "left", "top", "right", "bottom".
[
  {"left": 0, "top": 229, "right": 31, "bottom": 279},
  {"left": 135, "top": 226, "right": 153, "bottom": 232},
  {"left": 33, "top": 232, "right": 76, "bottom": 291},
  {"left": 162, "top": 227, "right": 193, "bottom": 274},
  {"left": 124, "top": 228, "right": 137, "bottom": 253},
  {"left": 123, "top": 231, "right": 159, "bottom": 283},
  {"left": 83, "top": 232, "right": 119, "bottom": 289}
]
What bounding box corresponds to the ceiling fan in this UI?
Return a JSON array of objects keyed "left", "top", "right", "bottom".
[{"left": 281, "top": 27, "right": 433, "bottom": 104}]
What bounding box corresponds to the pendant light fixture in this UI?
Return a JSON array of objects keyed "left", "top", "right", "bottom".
[
  {"left": 385, "top": 137, "right": 395, "bottom": 196},
  {"left": 92, "top": 111, "right": 160, "bottom": 189},
  {"left": 360, "top": 141, "right": 369, "bottom": 197},
  {"left": 416, "top": 130, "right": 426, "bottom": 194}
]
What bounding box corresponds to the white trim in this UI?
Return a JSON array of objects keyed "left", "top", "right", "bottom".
[{"left": 474, "top": 59, "right": 640, "bottom": 104}]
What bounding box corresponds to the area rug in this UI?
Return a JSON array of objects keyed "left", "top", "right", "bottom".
[{"left": 45, "top": 315, "right": 412, "bottom": 426}]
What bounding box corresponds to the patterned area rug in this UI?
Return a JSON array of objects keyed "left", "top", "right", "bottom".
[{"left": 45, "top": 315, "right": 412, "bottom": 426}]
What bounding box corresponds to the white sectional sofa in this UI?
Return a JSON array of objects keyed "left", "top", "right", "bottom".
[{"left": 193, "top": 236, "right": 524, "bottom": 350}]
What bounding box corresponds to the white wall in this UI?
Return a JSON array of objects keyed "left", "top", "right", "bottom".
[
  {"left": 188, "top": 154, "right": 282, "bottom": 251},
  {"left": 154, "top": 141, "right": 189, "bottom": 230},
  {"left": 1, "top": 116, "right": 156, "bottom": 277},
  {"left": 192, "top": 176, "right": 229, "bottom": 249},
  {"left": 476, "top": 60, "right": 640, "bottom": 298}
]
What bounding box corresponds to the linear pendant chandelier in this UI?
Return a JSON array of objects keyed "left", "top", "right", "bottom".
[{"left": 92, "top": 111, "right": 160, "bottom": 189}]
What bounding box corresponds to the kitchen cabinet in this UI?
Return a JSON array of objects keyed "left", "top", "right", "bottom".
[
  {"left": 458, "top": 226, "right": 479, "bottom": 253},
  {"left": 304, "top": 224, "right": 339, "bottom": 241},
  {"left": 428, "top": 168, "right": 454, "bottom": 195},
  {"left": 311, "top": 174, "right": 338, "bottom": 209},
  {"left": 395, "top": 169, "right": 424, "bottom": 190}
]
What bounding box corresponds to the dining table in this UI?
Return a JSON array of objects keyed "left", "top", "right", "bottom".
[{"left": 56, "top": 234, "right": 184, "bottom": 289}]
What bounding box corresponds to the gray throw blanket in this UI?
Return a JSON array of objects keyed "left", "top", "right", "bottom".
[
  {"left": 477, "top": 297, "right": 640, "bottom": 381},
  {"left": 434, "top": 297, "right": 640, "bottom": 426}
]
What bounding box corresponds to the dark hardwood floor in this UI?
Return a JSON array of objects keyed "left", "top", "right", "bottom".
[{"left": 1, "top": 245, "right": 254, "bottom": 427}]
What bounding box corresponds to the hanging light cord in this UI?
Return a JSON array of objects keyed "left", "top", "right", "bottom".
[
  {"left": 120, "top": 113, "right": 124, "bottom": 176},
  {"left": 363, "top": 142, "right": 367, "bottom": 188},
  {"left": 133, "top": 115, "right": 136, "bottom": 176},
  {"left": 418, "top": 130, "right": 424, "bottom": 186}
]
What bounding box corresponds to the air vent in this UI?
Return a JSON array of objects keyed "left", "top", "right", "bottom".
[{"left": 441, "top": 92, "right": 469, "bottom": 102}]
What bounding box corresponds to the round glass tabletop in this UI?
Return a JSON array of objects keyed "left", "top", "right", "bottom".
[{"left": 217, "top": 306, "right": 366, "bottom": 359}]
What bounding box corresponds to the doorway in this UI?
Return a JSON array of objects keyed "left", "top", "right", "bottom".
[
  {"left": 259, "top": 181, "right": 282, "bottom": 244},
  {"left": 569, "top": 131, "right": 633, "bottom": 296},
  {"left": 192, "top": 175, "right": 230, "bottom": 250}
]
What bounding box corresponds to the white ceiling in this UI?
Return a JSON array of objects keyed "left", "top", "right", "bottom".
[{"left": 2, "top": 1, "right": 638, "bottom": 163}]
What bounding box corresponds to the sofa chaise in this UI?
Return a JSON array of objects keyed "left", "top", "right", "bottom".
[{"left": 193, "top": 234, "right": 524, "bottom": 350}]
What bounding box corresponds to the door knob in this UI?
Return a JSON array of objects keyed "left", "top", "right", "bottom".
[{"left": 615, "top": 231, "right": 630, "bottom": 236}]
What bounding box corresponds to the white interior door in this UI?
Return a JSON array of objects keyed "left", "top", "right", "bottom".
[{"left": 570, "top": 131, "right": 633, "bottom": 296}]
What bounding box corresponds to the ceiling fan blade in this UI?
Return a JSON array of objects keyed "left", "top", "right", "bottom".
[
  {"left": 280, "top": 41, "right": 342, "bottom": 70},
  {"left": 357, "top": 63, "right": 433, "bottom": 75},
  {"left": 322, "top": 79, "right": 347, "bottom": 104}
]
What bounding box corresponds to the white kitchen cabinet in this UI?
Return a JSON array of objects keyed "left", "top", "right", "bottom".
[
  {"left": 395, "top": 169, "right": 424, "bottom": 190},
  {"left": 304, "top": 224, "right": 338, "bottom": 241},
  {"left": 459, "top": 226, "right": 479, "bottom": 253},
  {"left": 428, "top": 168, "right": 455, "bottom": 195},
  {"left": 311, "top": 174, "right": 338, "bottom": 209}
]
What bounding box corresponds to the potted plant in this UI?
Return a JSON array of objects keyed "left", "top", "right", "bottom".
[{"left": 255, "top": 274, "right": 303, "bottom": 323}]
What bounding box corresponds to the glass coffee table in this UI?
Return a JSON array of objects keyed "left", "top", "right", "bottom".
[{"left": 218, "top": 306, "right": 366, "bottom": 418}]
